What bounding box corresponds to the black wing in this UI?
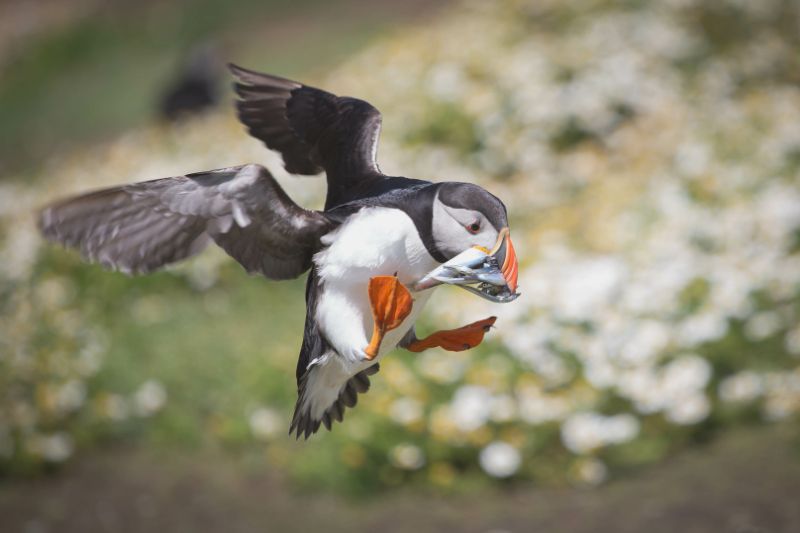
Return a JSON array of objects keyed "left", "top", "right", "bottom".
[
  {"left": 39, "top": 164, "right": 333, "bottom": 279},
  {"left": 229, "top": 64, "right": 385, "bottom": 208}
]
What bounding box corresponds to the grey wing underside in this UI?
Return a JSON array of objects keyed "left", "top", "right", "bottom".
[
  {"left": 38, "top": 164, "right": 333, "bottom": 279},
  {"left": 230, "top": 64, "right": 386, "bottom": 208}
]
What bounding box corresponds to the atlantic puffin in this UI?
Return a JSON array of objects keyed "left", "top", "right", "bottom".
[{"left": 38, "top": 64, "right": 520, "bottom": 439}]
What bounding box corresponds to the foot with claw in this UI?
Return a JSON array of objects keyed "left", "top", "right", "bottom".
[
  {"left": 364, "top": 275, "right": 414, "bottom": 360},
  {"left": 405, "top": 316, "right": 497, "bottom": 352},
  {"left": 364, "top": 275, "right": 497, "bottom": 357}
]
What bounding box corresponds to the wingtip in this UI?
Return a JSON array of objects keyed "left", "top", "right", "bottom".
[
  {"left": 36, "top": 205, "right": 52, "bottom": 233},
  {"left": 36, "top": 204, "right": 62, "bottom": 242},
  {"left": 227, "top": 62, "right": 265, "bottom": 83},
  {"left": 226, "top": 63, "right": 301, "bottom": 90},
  {"left": 227, "top": 62, "right": 245, "bottom": 75},
  {"left": 228, "top": 63, "right": 260, "bottom": 86}
]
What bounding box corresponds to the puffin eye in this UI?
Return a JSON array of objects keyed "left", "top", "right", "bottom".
[{"left": 467, "top": 222, "right": 481, "bottom": 234}]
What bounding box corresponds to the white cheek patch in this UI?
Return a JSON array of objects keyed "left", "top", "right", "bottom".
[
  {"left": 432, "top": 199, "right": 468, "bottom": 255},
  {"left": 432, "top": 196, "right": 499, "bottom": 254}
]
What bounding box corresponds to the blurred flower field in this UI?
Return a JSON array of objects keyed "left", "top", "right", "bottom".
[{"left": 1, "top": 0, "right": 799, "bottom": 493}]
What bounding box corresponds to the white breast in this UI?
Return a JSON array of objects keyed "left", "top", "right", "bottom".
[
  {"left": 295, "top": 207, "right": 440, "bottom": 422},
  {"left": 313, "top": 207, "right": 439, "bottom": 368}
]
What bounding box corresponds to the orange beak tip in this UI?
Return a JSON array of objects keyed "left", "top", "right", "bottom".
[{"left": 499, "top": 232, "right": 519, "bottom": 295}]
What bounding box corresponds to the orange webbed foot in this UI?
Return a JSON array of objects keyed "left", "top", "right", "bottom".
[
  {"left": 406, "top": 316, "right": 497, "bottom": 353},
  {"left": 364, "top": 275, "right": 414, "bottom": 360}
]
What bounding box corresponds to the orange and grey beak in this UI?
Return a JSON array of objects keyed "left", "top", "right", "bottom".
[
  {"left": 489, "top": 228, "right": 518, "bottom": 294},
  {"left": 414, "top": 227, "right": 520, "bottom": 303}
]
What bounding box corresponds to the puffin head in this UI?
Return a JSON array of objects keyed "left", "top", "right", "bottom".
[{"left": 418, "top": 182, "right": 519, "bottom": 302}]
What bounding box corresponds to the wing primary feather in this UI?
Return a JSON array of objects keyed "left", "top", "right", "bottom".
[{"left": 229, "top": 64, "right": 387, "bottom": 207}]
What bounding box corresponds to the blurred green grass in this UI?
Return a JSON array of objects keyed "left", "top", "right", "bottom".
[{"left": 35, "top": 247, "right": 304, "bottom": 445}]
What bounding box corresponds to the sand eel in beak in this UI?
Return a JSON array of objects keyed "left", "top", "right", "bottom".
[
  {"left": 416, "top": 227, "right": 519, "bottom": 302},
  {"left": 37, "top": 64, "right": 520, "bottom": 439}
]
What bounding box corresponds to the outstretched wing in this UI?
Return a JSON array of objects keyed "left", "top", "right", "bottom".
[
  {"left": 39, "top": 164, "right": 333, "bottom": 279},
  {"left": 230, "top": 64, "right": 384, "bottom": 207}
]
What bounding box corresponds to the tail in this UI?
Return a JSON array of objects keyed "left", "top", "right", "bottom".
[{"left": 290, "top": 361, "right": 380, "bottom": 440}]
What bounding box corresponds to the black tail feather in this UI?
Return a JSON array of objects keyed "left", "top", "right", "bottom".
[{"left": 289, "top": 363, "right": 380, "bottom": 440}]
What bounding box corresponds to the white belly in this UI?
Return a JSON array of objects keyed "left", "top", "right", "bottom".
[
  {"left": 313, "top": 207, "right": 439, "bottom": 370},
  {"left": 295, "top": 207, "right": 440, "bottom": 423}
]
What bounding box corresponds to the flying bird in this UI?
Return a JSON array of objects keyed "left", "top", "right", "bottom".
[
  {"left": 159, "top": 43, "right": 222, "bottom": 122},
  {"left": 38, "top": 64, "right": 520, "bottom": 439}
]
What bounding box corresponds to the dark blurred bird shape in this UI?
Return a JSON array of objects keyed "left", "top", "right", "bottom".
[
  {"left": 39, "top": 64, "right": 520, "bottom": 439},
  {"left": 159, "top": 43, "right": 222, "bottom": 122}
]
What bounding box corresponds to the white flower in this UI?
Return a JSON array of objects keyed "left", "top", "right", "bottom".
[
  {"left": 249, "top": 407, "right": 283, "bottom": 440},
  {"left": 662, "top": 355, "right": 712, "bottom": 396},
  {"left": 479, "top": 441, "right": 521, "bottom": 478},
  {"left": 618, "top": 320, "right": 671, "bottom": 365},
  {"left": 573, "top": 457, "right": 608, "bottom": 487},
  {"left": 665, "top": 393, "right": 710, "bottom": 425},
  {"left": 489, "top": 394, "right": 517, "bottom": 423},
  {"left": 31, "top": 433, "right": 73, "bottom": 462},
  {"left": 783, "top": 326, "right": 800, "bottom": 356},
  {"left": 55, "top": 380, "right": 87, "bottom": 414},
  {"left": 449, "top": 385, "right": 492, "bottom": 432},
  {"left": 762, "top": 395, "right": 795, "bottom": 421},
  {"left": 389, "top": 443, "right": 426, "bottom": 470},
  {"left": 583, "top": 359, "right": 617, "bottom": 389},
  {"left": 133, "top": 380, "right": 167, "bottom": 417},
  {"left": 184, "top": 252, "right": 224, "bottom": 291},
  {"left": 708, "top": 266, "right": 754, "bottom": 320},
  {"left": 561, "top": 412, "right": 640, "bottom": 454},
  {"left": 617, "top": 368, "right": 663, "bottom": 414},
  {"left": 718, "top": 371, "right": 763, "bottom": 404},
  {"left": 744, "top": 311, "right": 783, "bottom": 341},
  {"left": 517, "top": 348, "right": 572, "bottom": 385},
  {"left": 617, "top": 355, "right": 712, "bottom": 416},
  {"left": 755, "top": 183, "right": 800, "bottom": 243},
  {"left": 602, "top": 415, "right": 641, "bottom": 444},
  {"left": 427, "top": 62, "right": 466, "bottom": 101},
  {"left": 675, "top": 141, "right": 711, "bottom": 176},
  {"left": 77, "top": 330, "right": 107, "bottom": 377},
  {"left": 761, "top": 371, "right": 800, "bottom": 421},
  {"left": 389, "top": 397, "right": 424, "bottom": 426},
  {"left": 516, "top": 386, "right": 570, "bottom": 424},
  {"left": 552, "top": 256, "right": 627, "bottom": 322},
  {"left": 0, "top": 222, "right": 38, "bottom": 281},
  {"left": 676, "top": 312, "right": 729, "bottom": 347},
  {"left": 416, "top": 352, "right": 468, "bottom": 384}
]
